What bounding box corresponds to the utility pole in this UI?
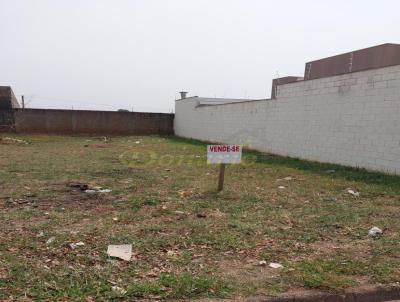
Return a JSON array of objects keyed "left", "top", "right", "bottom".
[{"left": 21, "top": 95, "right": 25, "bottom": 109}]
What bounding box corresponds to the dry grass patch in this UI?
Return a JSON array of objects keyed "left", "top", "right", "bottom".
[{"left": 0, "top": 134, "right": 399, "bottom": 300}]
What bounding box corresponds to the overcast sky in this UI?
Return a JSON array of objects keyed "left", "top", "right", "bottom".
[{"left": 0, "top": 0, "right": 399, "bottom": 112}]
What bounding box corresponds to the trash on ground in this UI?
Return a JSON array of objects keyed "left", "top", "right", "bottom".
[
  {"left": 135, "top": 141, "right": 141, "bottom": 144},
  {"left": 368, "top": 227, "right": 383, "bottom": 237},
  {"left": 46, "top": 237, "right": 56, "bottom": 245},
  {"left": 37, "top": 231, "right": 45, "bottom": 237},
  {"left": 178, "top": 190, "right": 191, "bottom": 198},
  {"left": 258, "top": 260, "right": 267, "bottom": 266},
  {"left": 0, "top": 137, "right": 29, "bottom": 144},
  {"left": 269, "top": 262, "right": 283, "bottom": 269},
  {"left": 278, "top": 186, "right": 285, "bottom": 189},
  {"left": 85, "top": 188, "right": 112, "bottom": 193},
  {"left": 111, "top": 286, "right": 127, "bottom": 296},
  {"left": 347, "top": 189, "right": 360, "bottom": 197},
  {"left": 174, "top": 211, "right": 185, "bottom": 215},
  {"left": 68, "top": 183, "right": 112, "bottom": 193},
  {"left": 276, "top": 176, "right": 293, "bottom": 182},
  {"left": 107, "top": 244, "right": 132, "bottom": 261},
  {"left": 69, "top": 242, "right": 85, "bottom": 249},
  {"left": 112, "top": 217, "right": 119, "bottom": 221}
]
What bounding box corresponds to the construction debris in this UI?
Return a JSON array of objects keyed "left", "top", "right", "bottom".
[
  {"left": 269, "top": 262, "right": 283, "bottom": 269},
  {"left": 46, "top": 237, "right": 56, "bottom": 245},
  {"left": 69, "top": 242, "right": 85, "bottom": 249},
  {"left": 368, "top": 227, "right": 383, "bottom": 237},
  {"left": 111, "top": 286, "right": 127, "bottom": 296},
  {"left": 85, "top": 188, "right": 112, "bottom": 193},
  {"left": 107, "top": 244, "right": 132, "bottom": 261},
  {"left": 347, "top": 189, "right": 360, "bottom": 197},
  {"left": 0, "top": 137, "right": 29, "bottom": 145},
  {"left": 68, "top": 183, "right": 112, "bottom": 193}
]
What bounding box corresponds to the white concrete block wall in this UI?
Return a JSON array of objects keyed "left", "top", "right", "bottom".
[{"left": 174, "top": 65, "right": 400, "bottom": 174}]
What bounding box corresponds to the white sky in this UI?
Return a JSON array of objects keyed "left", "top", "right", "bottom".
[{"left": 0, "top": 0, "right": 399, "bottom": 112}]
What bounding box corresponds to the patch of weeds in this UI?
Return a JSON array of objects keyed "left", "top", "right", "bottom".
[
  {"left": 128, "top": 281, "right": 163, "bottom": 298},
  {"left": 131, "top": 195, "right": 161, "bottom": 211},
  {"left": 227, "top": 221, "right": 256, "bottom": 235},
  {"left": 292, "top": 259, "right": 360, "bottom": 291},
  {"left": 159, "top": 273, "right": 232, "bottom": 299},
  {"left": 370, "top": 260, "right": 400, "bottom": 283}
]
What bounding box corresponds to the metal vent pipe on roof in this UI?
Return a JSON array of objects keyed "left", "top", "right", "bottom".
[{"left": 179, "top": 91, "right": 188, "bottom": 99}]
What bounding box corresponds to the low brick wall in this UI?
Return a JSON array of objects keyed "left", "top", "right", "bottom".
[
  {"left": 13, "top": 108, "right": 174, "bottom": 135},
  {"left": 0, "top": 110, "right": 15, "bottom": 132}
]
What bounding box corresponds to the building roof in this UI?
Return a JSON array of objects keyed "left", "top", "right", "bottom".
[
  {"left": 0, "top": 86, "right": 20, "bottom": 110},
  {"left": 195, "top": 97, "right": 257, "bottom": 106}
]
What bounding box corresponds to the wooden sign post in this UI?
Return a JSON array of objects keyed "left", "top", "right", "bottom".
[
  {"left": 217, "top": 163, "right": 226, "bottom": 192},
  {"left": 207, "top": 145, "right": 242, "bottom": 192}
]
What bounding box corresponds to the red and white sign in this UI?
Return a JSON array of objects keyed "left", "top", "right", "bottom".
[{"left": 207, "top": 145, "right": 242, "bottom": 164}]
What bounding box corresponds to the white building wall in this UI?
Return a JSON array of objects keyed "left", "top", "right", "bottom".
[{"left": 174, "top": 65, "right": 400, "bottom": 174}]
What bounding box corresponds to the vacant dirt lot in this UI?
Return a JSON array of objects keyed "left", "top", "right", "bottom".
[{"left": 1, "top": 135, "right": 399, "bottom": 301}]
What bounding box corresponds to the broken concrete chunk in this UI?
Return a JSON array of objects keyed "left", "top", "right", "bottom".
[
  {"left": 0, "top": 137, "right": 29, "bottom": 144},
  {"left": 107, "top": 244, "right": 132, "bottom": 261},
  {"left": 111, "top": 286, "right": 127, "bottom": 295},
  {"left": 68, "top": 183, "right": 112, "bottom": 193},
  {"left": 84, "top": 188, "right": 112, "bottom": 193},
  {"left": 69, "top": 242, "right": 85, "bottom": 249},
  {"left": 46, "top": 237, "right": 56, "bottom": 245},
  {"left": 269, "top": 262, "right": 283, "bottom": 269},
  {"left": 368, "top": 227, "right": 383, "bottom": 237},
  {"left": 347, "top": 189, "right": 360, "bottom": 197}
]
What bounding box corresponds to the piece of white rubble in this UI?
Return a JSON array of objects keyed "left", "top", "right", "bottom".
[
  {"left": 269, "top": 262, "right": 283, "bottom": 269},
  {"left": 368, "top": 227, "right": 383, "bottom": 237},
  {"left": 107, "top": 244, "right": 132, "bottom": 261}
]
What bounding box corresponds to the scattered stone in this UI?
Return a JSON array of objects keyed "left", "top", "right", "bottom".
[
  {"left": 37, "top": 231, "right": 45, "bottom": 237},
  {"left": 46, "top": 237, "right": 56, "bottom": 245},
  {"left": 269, "top": 262, "right": 283, "bottom": 269},
  {"left": 0, "top": 137, "right": 29, "bottom": 144},
  {"left": 368, "top": 227, "right": 383, "bottom": 237},
  {"left": 68, "top": 183, "right": 112, "bottom": 193},
  {"left": 85, "top": 188, "right": 112, "bottom": 194},
  {"left": 276, "top": 176, "right": 293, "bottom": 182},
  {"left": 347, "top": 189, "right": 360, "bottom": 197},
  {"left": 69, "top": 242, "right": 85, "bottom": 249},
  {"left": 111, "top": 286, "right": 127, "bottom": 296},
  {"left": 107, "top": 244, "right": 132, "bottom": 261}
]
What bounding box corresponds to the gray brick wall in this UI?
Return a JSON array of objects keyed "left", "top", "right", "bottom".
[{"left": 175, "top": 65, "right": 400, "bottom": 175}]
